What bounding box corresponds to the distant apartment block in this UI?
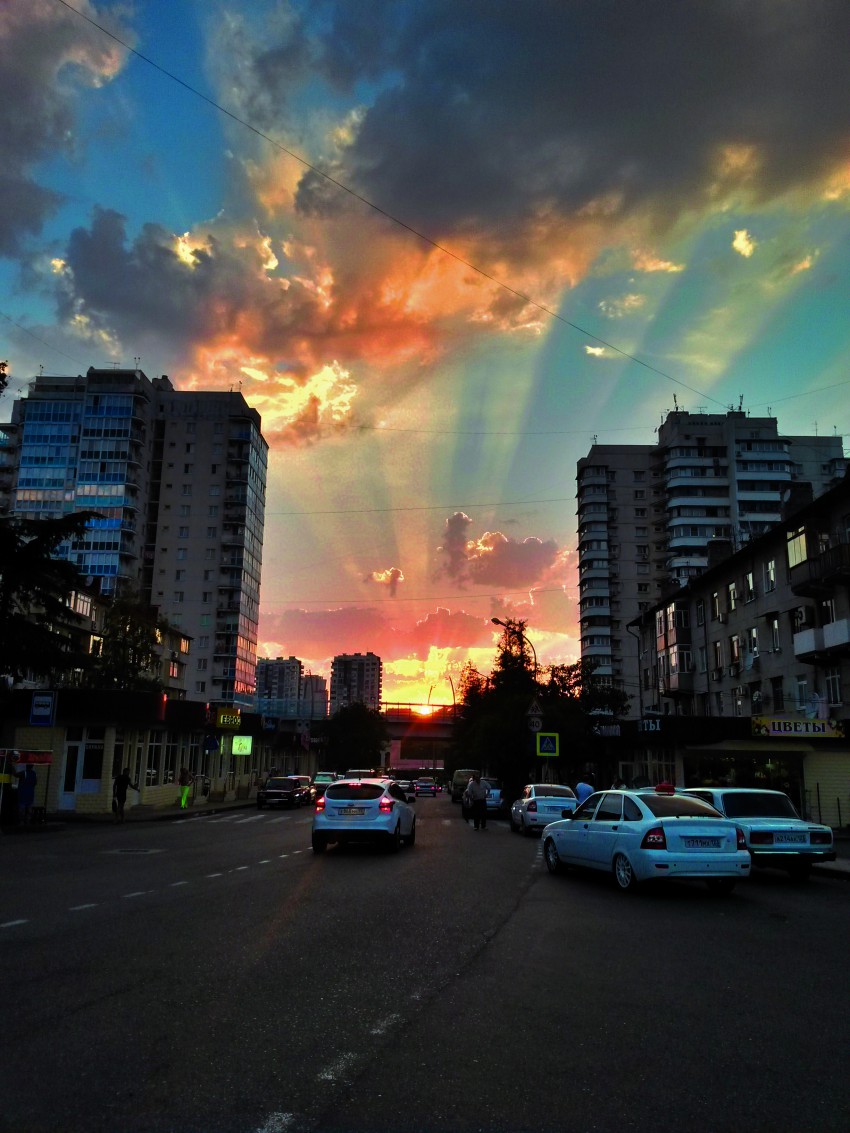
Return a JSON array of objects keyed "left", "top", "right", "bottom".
[
  {"left": 329, "top": 652, "right": 383, "bottom": 713},
  {"left": 577, "top": 410, "right": 845, "bottom": 716},
  {"left": 0, "top": 367, "right": 268, "bottom": 709}
]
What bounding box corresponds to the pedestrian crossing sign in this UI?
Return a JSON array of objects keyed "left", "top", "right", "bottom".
[{"left": 537, "top": 733, "right": 559, "bottom": 757}]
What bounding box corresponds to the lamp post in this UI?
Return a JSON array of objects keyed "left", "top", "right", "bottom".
[{"left": 491, "top": 617, "right": 538, "bottom": 682}]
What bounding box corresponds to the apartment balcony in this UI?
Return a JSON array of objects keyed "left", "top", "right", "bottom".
[
  {"left": 794, "top": 620, "right": 850, "bottom": 661},
  {"left": 790, "top": 544, "right": 850, "bottom": 597},
  {"left": 666, "top": 493, "right": 729, "bottom": 511},
  {"left": 659, "top": 671, "right": 694, "bottom": 696}
]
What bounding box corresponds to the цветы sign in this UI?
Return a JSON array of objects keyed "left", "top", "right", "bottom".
[{"left": 752, "top": 717, "right": 845, "bottom": 739}]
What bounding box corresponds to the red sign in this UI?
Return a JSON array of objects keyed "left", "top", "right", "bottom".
[{"left": 0, "top": 749, "right": 53, "bottom": 764}]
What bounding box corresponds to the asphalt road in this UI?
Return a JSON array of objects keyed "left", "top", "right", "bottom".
[{"left": 3, "top": 796, "right": 850, "bottom": 1133}]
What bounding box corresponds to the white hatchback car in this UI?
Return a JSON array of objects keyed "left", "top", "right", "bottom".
[
  {"left": 680, "top": 788, "right": 835, "bottom": 880},
  {"left": 312, "top": 778, "right": 416, "bottom": 853},
  {"left": 541, "top": 786, "right": 751, "bottom": 894},
  {"left": 511, "top": 783, "right": 578, "bottom": 834}
]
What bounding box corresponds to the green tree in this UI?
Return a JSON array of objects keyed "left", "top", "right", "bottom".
[
  {"left": 320, "top": 702, "right": 390, "bottom": 772},
  {"left": 0, "top": 512, "right": 99, "bottom": 681},
  {"left": 85, "top": 590, "right": 165, "bottom": 691}
]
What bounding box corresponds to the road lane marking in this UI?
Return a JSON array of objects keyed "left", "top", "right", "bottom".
[
  {"left": 279, "top": 854, "right": 289, "bottom": 858},
  {"left": 123, "top": 891, "right": 150, "bottom": 898},
  {"left": 258, "top": 859, "right": 271, "bottom": 864},
  {"left": 1, "top": 919, "right": 29, "bottom": 928},
  {"left": 206, "top": 872, "right": 223, "bottom": 877},
  {"left": 255, "top": 1113, "right": 296, "bottom": 1132},
  {"left": 69, "top": 903, "right": 98, "bottom": 911},
  {"left": 169, "top": 881, "right": 189, "bottom": 887},
  {"left": 317, "top": 1052, "right": 357, "bottom": 1082},
  {"left": 236, "top": 865, "right": 249, "bottom": 871},
  {"left": 236, "top": 814, "right": 267, "bottom": 824},
  {"left": 369, "top": 1013, "right": 402, "bottom": 1035}
]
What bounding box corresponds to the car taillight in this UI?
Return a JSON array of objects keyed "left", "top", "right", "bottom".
[
  {"left": 527, "top": 800, "right": 537, "bottom": 812},
  {"left": 749, "top": 830, "right": 773, "bottom": 845},
  {"left": 640, "top": 826, "right": 667, "bottom": 850},
  {"left": 810, "top": 831, "right": 832, "bottom": 845},
  {"left": 315, "top": 796, "right": 325, "bottom": 812},
  {"left": 736, "top": 826, "right": 747, "bottom": 850},
  {"left": 379, "top": 797, "right": 394, "bottom": 813}
]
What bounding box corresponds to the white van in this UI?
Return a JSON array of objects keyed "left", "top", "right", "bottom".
[{"left": 450, "top": 768, "right": 478, "bottom": 803}]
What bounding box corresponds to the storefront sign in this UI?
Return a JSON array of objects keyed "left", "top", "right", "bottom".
[
  {"left": 0, "top": 749, "right": 53, "bottom": 764},
  {"left": 30, "top": 692, "right": 55, "bottom": 726},
  {"left": 752, "top": 717, "right": 845, "bottom": 739}
]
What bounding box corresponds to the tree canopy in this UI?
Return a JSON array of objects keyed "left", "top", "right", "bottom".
[{"left": 319, "top": 702, "right": 390, "bottom": 772}]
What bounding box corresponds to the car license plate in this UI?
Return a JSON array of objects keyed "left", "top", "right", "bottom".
[
  {"left": 339, "top": 807, "right": 365, "bottom": 815},
  {"left": 775, "top": 832, "right": 805, "bottom": 844},
  {"left": 683, "top": 837, "right": 721, "bottom": 848}
]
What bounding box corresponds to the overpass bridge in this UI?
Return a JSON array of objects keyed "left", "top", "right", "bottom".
[{"left": 380, "top": 702, "right": 458, "bottom": 770}]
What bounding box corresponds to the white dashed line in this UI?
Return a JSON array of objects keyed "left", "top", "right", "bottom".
[
  {"left": 292, "top": 849, "right": 303, "bottom": 855},
  {"left": 279, "top": 854, "right": 289, "bottom": 859},
  {"left": 369, "top": 1013, "right": 402, "bottom": 1035},
  {"left": 258, "top": 859, "right": 271, "bottom": 864},
  {"left": 317, "top": 1052, "right": 357, "bottom": 1082},
  {"left": 236, "top": 865, "right": 249, "bottom": 871},
  {"left": 169, "top": 881, "right": 189, "bottom": 887},
  {"left": 206, "top": 872, "right": 223, "bottom": 878},
  {"left": 236, "top": 814, "right": 268, "bottom": 824},
  {"left": 123, "top": 891, "right": 150, "bottom": 899},
  {"left": 69, "top": 903, "right": 98, "bottom": 911},
  {"left": 254, "top": 1113, "right": 296, "bottom": 1133},
  {"left": 1, "top": 919, "right": 29, "bottom": 928}
]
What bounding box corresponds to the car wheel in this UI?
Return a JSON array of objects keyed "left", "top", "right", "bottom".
[
  {"left": 403, "top": 818, "right": 416, "bottom": 847},
  {"left": 706, "top": 878, "right": 736, "bottom": 895},
  {"left": 386, "top": 822, "right": 402, "bottom": 853},
  {"left": 613, "top": 852, "right": 638, "bottom": 892},
  {"left": 311, "top": 833, "right": 327, "bottom": 854},
  {"left": 543, "top": 837, "right": 563, "bottom": 875}
]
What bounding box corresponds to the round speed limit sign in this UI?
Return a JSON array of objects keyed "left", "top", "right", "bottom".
[{"left": 528, "top": 715, "right": 543, "bottom": 731}]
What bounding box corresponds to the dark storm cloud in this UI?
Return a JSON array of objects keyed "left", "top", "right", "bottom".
[
  {"left": 291, "top": 0, "right": 850, "bottom": 244},
  {"left": 0, "top": 0, "right": 129, "bottom": 257}
]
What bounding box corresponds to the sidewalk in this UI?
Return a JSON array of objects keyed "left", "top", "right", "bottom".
[{"left": 1, "top": 795, "right": 259, "bottom": 833}]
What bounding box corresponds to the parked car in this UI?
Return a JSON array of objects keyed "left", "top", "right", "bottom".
[
  {"left": 481, "top": 777, "right": 506, "bottom": 815},
  {"left": 312, "top": 778, "right": 416, "bottom": 853},
  {"left": 541, "top": 786, "right": 751, "bottom": 894},
  {"left": 257, "top": 776, "right": 310, "bottom": 809},
  {"left": 312, "top": 771, "right": 338, "bottom": 798},
  {"left": 450, "top": 769, "right": 478, "bottom": 802},
  {"left": 680, "top": 787, "right": 835, "bottom": 879},
  {"left": 415, "top": 777, "right": 438, "bottom": 796},
  {"left": 511, "top": 783, "right": 578, "bottom": 834}
]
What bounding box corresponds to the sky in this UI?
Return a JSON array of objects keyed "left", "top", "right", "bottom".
[{"left": 3, "top": 0, "right": 850, "bottom": 705}]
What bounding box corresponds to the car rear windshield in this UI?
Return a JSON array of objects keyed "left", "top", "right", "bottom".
[
  {"left": 326, "top": 784, "right": 385, "bottom": 800},
  {"left": 534, "top": 785, "right": 575, "bottom": 798},
  {"left": 266, "top": 778, "right": 296, "bottom": 789},
  {"left": 720, "top": 792, "right": 799, "bottom": 819},
  {"left": 642, "top": 795, "right": 722, "bottom": 818}
]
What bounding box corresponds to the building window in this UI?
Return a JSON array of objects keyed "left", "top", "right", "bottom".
[
  {"left": 181, "top": 484, "right": 192, "bottom": 496},
  {"left": 209, "top": 485, "right": 220, "bottom": 496},
  {"left": 205, "top": 548, "right": 216, "bottom": 560},
  {"left": 195, "top": 681, "right": 206, "bottom": 693},
  {"left": 744, "top": 570, "right": 755, "bottom": 602},
  {"left": 206, "top": 526, "right": 217, "bottom": 538},
  {"left": 175, "top": 570, "right": 186, "bottom": 581},
  {"left": 183, "top": 464, "right": 193, "bottom": 474},
  {"left": 727, "top": 582, "right": 737, "bottom": 611},
  {"left": 203, "top": 570, "right": 213, "bottom": 582},
  {"left": 198, "top": 636, "right": 209, "bottom": 649},
  {"left": 197, "top": 659, "right": 208, "bottom": 671},
  {"left": 825, "top": 667, "right": 842, "bottom": 706},
  {"left": 633, "top": 490, "right": 646, "bottom": 500},
  {"left": 208, "top": 505, "right": 219, "bottom": 517},
  {"left": 634, "top": 508, "right": 647, "bottom": 518},
  {"left": 178, "top": 526, "right": 189, "bottom": 538},
  {"left": 633, "top": 471, "right": 645, "bottom": 482},
  {"left": 179, "top": 505, "right": 191, "bottom": 517},
  {"left": 770, "top": 616, "right": 781, "bottom": 651},
  {"left": 697, "top": 646, "right": 707, "bottom": 672},
  {"left": 764, "top": 559, "right": 776, "bottom": 592},
  {"left": 696, "top": 600, "right": 705, "bottom": 626},
  {"left": 729, "top": 635, "right": 741, "bottom": 663},
  {"left": 747, "top": 626, "right": 759, "bottom": 656},
  {"left": 173, "top": 591, "right": 184, "bottom": 603},
  {"left": 795, "top": 676, "right": 808, "bottom": 711},
  {"left": 202, "top": 591, "right": 212, "bottom": 603},
  {"left": 637, "top": 583, "right": 649, "bottom": 593},
  {"left": 787, "top": 527, "right": 807, "bottom": 569},
  {"left": 711, "top": 592, "right": 720, "bottom": 621},
  {"left": 177, "top": 547, "right": 187, "bottom": 560}
]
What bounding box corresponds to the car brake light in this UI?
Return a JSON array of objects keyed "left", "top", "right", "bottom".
[
  {"left": 654, "top": 782, "right": 675, "bottom": 795},
  {"left": 749, "top": 830, "right": 773, "bottom": 845},
  {"left": 379, "top": 797, "right": 394, "bottom": 813},
  {"left": 640, "top": 826, "right": 667, "bottom": 849},
  {"left": 527, "top": 800, "right": 537, "bottom": 812},
  {"left": 810, "top": 831, "right": 832, "bottom": 845},
  {"left": 315, "top": 796, "right": 325, "bottom": 812},
  {"left": 736, "top": 826, "right": 747, "bottom": 850}
]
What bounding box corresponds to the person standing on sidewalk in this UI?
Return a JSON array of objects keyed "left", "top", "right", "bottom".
[
  {"left": 463, "top": 771, "right": 489, "bottom": 830},
  {"left": 113, "top": 767, "right": 140, "bottom": 823},
  {"left": 178, "top": 766, "right": 193, "bottom": 809}
]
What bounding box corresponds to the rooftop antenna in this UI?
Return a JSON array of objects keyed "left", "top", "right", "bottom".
[
  {"left": 673, "top": 394, "right": 679, "bottom": 410},
  {"left": 696, "top": 405, "right": 707, "bottom": 414},
  {"left": 738, "top": 394, "right": 744, "bottom": 411}
]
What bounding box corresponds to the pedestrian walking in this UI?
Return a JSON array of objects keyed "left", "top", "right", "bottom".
[
  {"left": 178, "top": 766, "right": 193, "bottom": 809},
  {"left": 575, "top": 775, "right": 595, "bottom": 804},
  {"left": 17, "top": 764, "right": 37, "bottom": 824},
  {"left": 463, "top": 771, "right": 489, "bottom": 830},
  {"left": 113, "top": 767, "right": 140, "bottom": 823}
]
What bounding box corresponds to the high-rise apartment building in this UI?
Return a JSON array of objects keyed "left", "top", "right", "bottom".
[
  {"left": 576, "top": 411, "right": 845, "bottom": 716},
  {"left": 329, "top": 652, "right": 382, "bottom": 714},
  {"left": 257, "top": 656, "right": 303, "bottom": 718},
  {"left": 1, "top": 367, "right": 268, "bottom": 709},
  {"left": 299, "top": 673, "right": 328, "bottom": 720}
]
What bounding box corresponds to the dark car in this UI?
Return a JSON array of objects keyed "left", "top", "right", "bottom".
[
  {"left": 415, "top": 777, "right": 438, "bottom": 796},
  {"left": 257, "top": 776, "right": 309, "bottom": 809}
]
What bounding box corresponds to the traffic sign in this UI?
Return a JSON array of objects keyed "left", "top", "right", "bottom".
[
  {"left": 528, "top": 715, "right": 543, "bottom": 732},
  {"left": 537, "top": 732, "right": 559, "bottom": 757},
  {"left": 526, "top": 698, "right": 543, "bottom": 717}
]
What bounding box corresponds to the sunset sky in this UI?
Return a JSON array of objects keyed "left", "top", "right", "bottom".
[{"left": 3, "top": 0, "right": 850, "bottom": 703}]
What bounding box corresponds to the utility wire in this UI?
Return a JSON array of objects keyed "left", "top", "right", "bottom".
[{"left": 53, "top": 0, "right": 731, "bottom": 410}]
